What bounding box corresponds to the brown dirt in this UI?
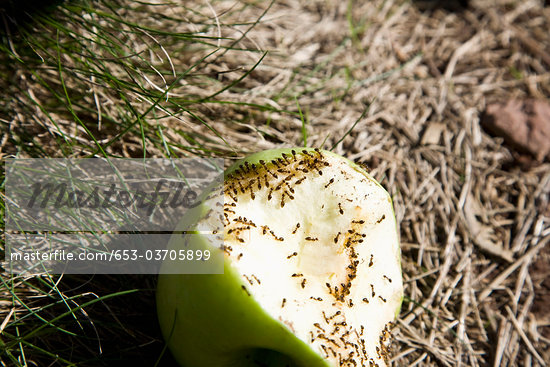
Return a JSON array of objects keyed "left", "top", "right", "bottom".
[{"left": 532, "top": 244, "right": 550, "bottom": 339}]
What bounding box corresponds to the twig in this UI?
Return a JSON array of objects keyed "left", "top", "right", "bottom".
[{"left": 505, "top": 306, "right": 547, "bottom": 366}]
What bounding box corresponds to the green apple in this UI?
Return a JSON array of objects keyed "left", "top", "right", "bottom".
[{"left": 157, "top": 148, "right": 403, "bottom": 367}]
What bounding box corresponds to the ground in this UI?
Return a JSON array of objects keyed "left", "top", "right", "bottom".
[
  {"left": 533, "top": 244, "right": 550, "bottom": 340},
  {"left": 1, "top": 0, "right": 549, "bottom": 366}
]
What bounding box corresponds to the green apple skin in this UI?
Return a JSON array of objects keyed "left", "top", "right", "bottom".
[
  {"left": 157, "top": 147, "right": 403, "bottom": 367},
  {"left": 157, "top": 261, "right": 329, "bottom": 367}
]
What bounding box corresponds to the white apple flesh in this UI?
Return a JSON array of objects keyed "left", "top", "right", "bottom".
[{"left": 157, "top": 148, "right": 403, "bottom": 367}]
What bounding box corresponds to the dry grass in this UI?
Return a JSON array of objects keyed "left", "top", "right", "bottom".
[{"left": 1, "top": 0, "right": 550, "bottom": 366}]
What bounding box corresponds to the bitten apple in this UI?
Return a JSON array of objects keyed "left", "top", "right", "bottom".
[{"left": 157, "top": 148, "right": 403, "bottom": 367}]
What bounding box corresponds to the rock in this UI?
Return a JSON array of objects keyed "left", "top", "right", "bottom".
[{"left": 482, "top": 99, "right": 550, "bottom": 162}]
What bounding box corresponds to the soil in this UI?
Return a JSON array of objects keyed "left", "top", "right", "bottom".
[{"left": 532, "top": 244, "right": 550, "bottom": 339}]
